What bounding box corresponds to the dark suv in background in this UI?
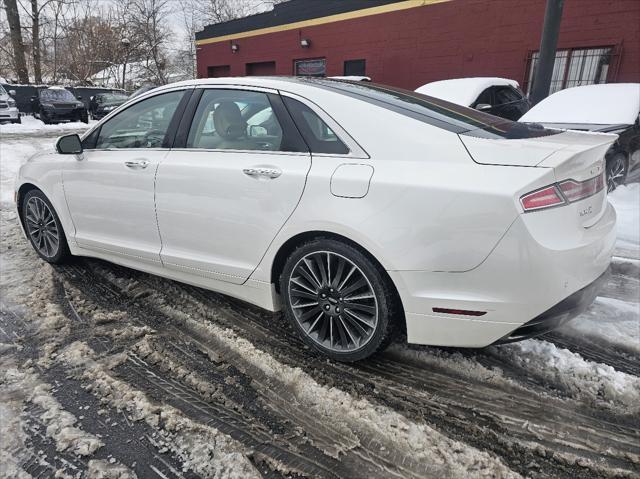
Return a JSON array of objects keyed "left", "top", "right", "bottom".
[
  {"left": 31, "top": 87, "right": 88, "bottom": 124},
  {"left": 89, "top": 92, "right": 129, "bottom": 119}
]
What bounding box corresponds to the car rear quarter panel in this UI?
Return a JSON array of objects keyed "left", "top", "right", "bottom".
[{"left": 252, "top": 91, "right": 557, "bottom": 280}]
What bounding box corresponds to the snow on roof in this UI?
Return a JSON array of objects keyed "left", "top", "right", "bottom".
[
  {"left": 519, "top": 83, "right": 640, "bottom": 125},
  {"left": 414, "top": 77, "right": 520, "bottom": 106}
]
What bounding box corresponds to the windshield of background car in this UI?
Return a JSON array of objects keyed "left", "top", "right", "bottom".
[
  {"left": 306, "top": 79, "right": 558, "bottom": 139},
  {"left": 98, "top": 94, "right": 128, "bottom": 103},
  {"left": 40, "top": 89, "right": 76, "bottom": 101}
]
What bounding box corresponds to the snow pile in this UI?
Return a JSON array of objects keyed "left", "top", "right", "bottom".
[
  {"left": 31, "top": 384, "right": 104, "bottom": 456},
  {"left": 386, "top": 343, "right": 508, "bottom": 384},
  {"left": 609, "top": 183, "right": 640, "bottom": 257},
  {"left": 0, "top": 114, "right": 93, "bottom": 134},
  {"left": 59, "top": 341, "right": 261, "bottom": 479},
  {"left": 564, "top": 297, "right": 640, "bottom": 352},
  {"left": 500, "top": 340, "right": 640, "bottom": 412},
  {"left": 0, "top": 137, "right": 55, "bottom": 205},
  {"left": 86, "top": 459, "right": 137, "bottom": 479},
  {"left": 0, "top": 366, "right": 34, "bottom": 479}
]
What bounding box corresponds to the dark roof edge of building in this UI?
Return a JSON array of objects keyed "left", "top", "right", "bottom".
[{"left": 195, "top": 0, "right": 404, "bottom": 41}]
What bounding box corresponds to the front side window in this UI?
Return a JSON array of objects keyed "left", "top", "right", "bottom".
[
  {"left": 187, "top": 89, "right": 289, "bottom": 151},
  {"left": 95, "top": 90, "right": 183, "bottom": 149}
]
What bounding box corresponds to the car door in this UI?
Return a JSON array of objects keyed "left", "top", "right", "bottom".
[
  {"left": 63, "top": 88, "right": 189, "bottom": 264},
  {"left": 155, "top": 87, "right": 311, "bottom": 284}
]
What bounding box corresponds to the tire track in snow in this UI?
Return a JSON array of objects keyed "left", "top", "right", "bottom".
[
  {"left": 53, "top": 259, "right": 640, "bottom": 478},
  {"left": 57, "top": 265, "right": 504, "bottom": 479}
]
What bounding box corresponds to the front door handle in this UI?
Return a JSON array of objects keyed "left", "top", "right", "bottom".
[
  {"left": 243, "top": 167, "right": 282, "bottom": 179},
  {"left": 124, "top": 160, "right": 149, "bottom": 169}
]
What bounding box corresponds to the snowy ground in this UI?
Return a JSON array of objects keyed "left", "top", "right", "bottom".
[{"left": 1, "top": 125, "right": 639, "bottom": 478}]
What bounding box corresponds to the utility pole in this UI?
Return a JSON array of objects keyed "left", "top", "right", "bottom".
[{"left": 530, "top": 0, "right": 565, "bottom": 105}]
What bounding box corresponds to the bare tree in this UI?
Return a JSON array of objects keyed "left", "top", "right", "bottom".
[{"left": 3, "top": 0, "right": 29, "bottom": 82}]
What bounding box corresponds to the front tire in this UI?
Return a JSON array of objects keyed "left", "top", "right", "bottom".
[
  {"left": 280, "top": 238, "right": 398, "bottom": 362},
  {"left": 21, "top": 190, "right": 71, "bottom": 264}
]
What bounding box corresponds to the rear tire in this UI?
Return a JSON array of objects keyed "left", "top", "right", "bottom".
[
  {"left": 21, "top": 189, "right": 71, "bottom": 264},
  {"left": 280, "top": 238, "right": 398, "bottom": 362}
]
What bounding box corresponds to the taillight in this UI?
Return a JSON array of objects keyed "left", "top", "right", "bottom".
[
  {"left": 520, "top": 173, "right": 604, "bottom": 212},
  {"left": 520, "top": 185, "right": 565, "bottom": 211}
]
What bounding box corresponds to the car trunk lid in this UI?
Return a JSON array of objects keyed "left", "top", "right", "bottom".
[{"left": 460, "top": 130, "right": 617, "bottom": 227}]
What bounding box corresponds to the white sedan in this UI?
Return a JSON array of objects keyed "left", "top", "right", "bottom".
[{"left": 15, "top": 77, "right": 616, "bottom": 361}]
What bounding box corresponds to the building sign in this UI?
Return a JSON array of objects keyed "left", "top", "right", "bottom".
[{"left": 294, "top": 58, "right": 326, "bottom": 77}]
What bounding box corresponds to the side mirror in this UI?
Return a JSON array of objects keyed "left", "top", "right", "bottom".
[
  {"left": 30, "top": 96, "right": 36, "bottom": 101},
  {"left": 56, "top": 134, "right": 83, "bottom": 155},
  {"left": 76, "top": 95, "right": 82, "bottom": 100},
  {"left": 249, "top": 125, "right": 268, "bottom": 137},
  {"left": 475, "top": 103, "right": 492, "bottom": 111},
  {"left": 9, "top": 89, "right": 16, "bottom": 96}
]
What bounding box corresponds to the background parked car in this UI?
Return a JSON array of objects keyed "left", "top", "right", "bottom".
[
  {"left": 89, "top": 92, "right": 129, "bottom": 119},
  {"left": 31, "top": 86, "right": 88, "bottom": 124},
  {"left": 0, "top": 83, "right": 20, "bottom": 123},
  {"left": 415, "top": 77, "right": 531, "bottom": 121},
  {"left": 519, "top": 83, "right": 640, "bottom": 192}
]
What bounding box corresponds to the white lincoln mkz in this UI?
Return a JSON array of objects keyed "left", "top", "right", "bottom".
[{"left": 16, "top": 77, "right": 616, "bottom": 361}]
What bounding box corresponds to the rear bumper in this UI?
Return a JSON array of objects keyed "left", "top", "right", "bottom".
[
  {"left": 0, "top": 107, "right": 20, "bottom": 120},
  {"left": 390, "top": 201, "right": 616, "bottom": 347},
  {"left": 494, "top": 266, "right": 610, "bottom": 344}
]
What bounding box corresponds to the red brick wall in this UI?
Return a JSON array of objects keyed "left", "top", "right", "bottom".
[{"left": 196, "top": 0, "right": 640, "bottom": 90}]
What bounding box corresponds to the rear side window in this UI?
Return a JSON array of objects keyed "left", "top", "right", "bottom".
[
  {"left": 494, "top": 86, "right": 522, "bottom": 105},
  {"left": 282, "top": 96, "right": 349, "bottom": 154},
  {"left": 303, "top": 79, "right": 558, "bottom": 140}
]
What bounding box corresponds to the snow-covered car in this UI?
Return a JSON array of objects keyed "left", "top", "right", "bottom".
[
  {"left": 415, "top": 77, "right": 530, "bottom": 120},
  {"left": 329, "top": 76, "right": 372, "bottom": 82},
  {"left": 0, "top": 84, "right": 21, "bottom": 124},
  {"left": 519, "top": 83, "right": 640, "bottom": 192},
  {"left": 31, "top": 86, "right": 88, "bottom": 124},
  {"left": 15, "top": 77, "right": 616, "bottom": 361}
]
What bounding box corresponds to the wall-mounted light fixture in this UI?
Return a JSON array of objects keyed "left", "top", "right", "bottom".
[
  {"left": 300, "top": 38, "right": 311, "bottom": 48},
  {"left": 231, "top": 43, "right": 239, "bottom": 53}
]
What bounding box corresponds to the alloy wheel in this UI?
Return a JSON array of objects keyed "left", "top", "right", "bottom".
[
  {"left": 288, "top": 251, "right": 379, "bottom": 352},
  {"left": 25, "top": 196, "right": 60, "bottom": 258}
]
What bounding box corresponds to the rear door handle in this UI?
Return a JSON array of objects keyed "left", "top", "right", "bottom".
[
  {"left": 243, "top": 167, "right": 282, "bottom": 179},
  {"left": 125, "top": 160, "right": 149, "bottom": 169}
]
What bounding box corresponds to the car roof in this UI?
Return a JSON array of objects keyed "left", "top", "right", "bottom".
[
  {"left": 414, "top": 77, "right": 520, "bottom": 106},
  {"left": 519, "top": 83, "right": 640, "bottom": 126}
]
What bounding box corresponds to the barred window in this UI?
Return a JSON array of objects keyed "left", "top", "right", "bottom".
[{"left": 525, "top": 47, "right": 613, "bottom": 95}]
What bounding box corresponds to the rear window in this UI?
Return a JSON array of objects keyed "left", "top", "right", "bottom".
[{"left": 305, "top": 79, "right": 558, "bottom": 140}]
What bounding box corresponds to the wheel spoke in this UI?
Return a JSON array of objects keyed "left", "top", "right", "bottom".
[
  {"left": 302, "top": 259, "right": 322, "bottom": 289},
  {"left": 342, "top": 301, "right": 376, "bottom": 315},
  {"left": 338, "top": 316, "right": 358, "bottom": 347},
  {"left": 290, "top": 289, "right": 318, "bottom": 301},
  {"left": 291, "top": 277, "right": 317, "bottom": 295},
  {"left": 337, "top": 265, "right": 356, "bottom": 291},
  {"left": 25, "top": 197, "right": 59, "bottom": 258},
  {"left": 340, "top": 278, "right": 368, "bottom": 296},
  {"left": 292, "top": 301, "right": 319, "bottom": 309},
  {"left": 344, "top": 308, "right": 375, "bottom": 329},
  {"left": 313, "top": 254, "right": 328, "bottom": 286}
]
